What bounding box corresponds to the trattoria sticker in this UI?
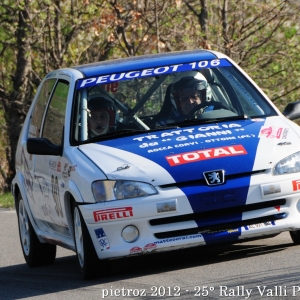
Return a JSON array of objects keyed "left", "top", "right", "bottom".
[{"left": 166, "top": 145, "right": 247, "bottom": 166}]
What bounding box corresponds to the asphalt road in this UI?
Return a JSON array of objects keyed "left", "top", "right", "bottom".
[{"left": 2, "top": 209, "right": 300, "bottom": 300}]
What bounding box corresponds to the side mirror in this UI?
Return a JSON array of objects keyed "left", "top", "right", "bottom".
[
  {"left": 282, "top": 101, "right": 300, "bottom": 120},
  {"left": 27, "top": 138, "right": 63, "bottom": 156}
]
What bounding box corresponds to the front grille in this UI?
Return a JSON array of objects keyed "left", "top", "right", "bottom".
[
  {"left": 159, "top": 169, "right": 266, "bottom": 189},
  {"left": 154, "top": 213, "right": 286, "bottom": 239},
  {"left": 150, "top": 199, "right": 286, "bottom": 226}
]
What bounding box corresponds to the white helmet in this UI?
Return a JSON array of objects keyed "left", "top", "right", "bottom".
[{"left": 171, "top": 71, "right": 212, "bottom": 112}]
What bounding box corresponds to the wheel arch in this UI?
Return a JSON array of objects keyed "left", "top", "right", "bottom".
[
  {"left": 63, "top": 191, "right": 77, "bottom": 241},
  {"left": 12, "top": 182, "right": 20, "bottom": 211},
  {"left": 64, "top": 179, "right": 91, "bottom": 241}
]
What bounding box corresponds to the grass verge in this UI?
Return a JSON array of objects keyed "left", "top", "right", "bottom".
[{"left": 0, "top": 192, "right": 15, "bottom": 209}]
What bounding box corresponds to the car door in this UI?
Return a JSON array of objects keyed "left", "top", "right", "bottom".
[
  {"left": 24, "top": 78, "right": 57, "bottom": 231},
  {"left": 33, "top": 78, "right": 71, "bottom": 237}
]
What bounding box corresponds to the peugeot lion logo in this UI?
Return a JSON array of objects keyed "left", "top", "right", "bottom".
[{"left": 203, "top": 170, "right": 225, "bottom": 186}]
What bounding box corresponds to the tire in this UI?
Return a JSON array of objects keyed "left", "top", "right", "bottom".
[
  {"left": 73, "top": 202, "right": 111, "bottom": 279},
  {"left": 290, "top": 230, "right": 300, "bottom": 244},
  {"left": 17, "top": 193, "right": 57, "bottom": 267}
]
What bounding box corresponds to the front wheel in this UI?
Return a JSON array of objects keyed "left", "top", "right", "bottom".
[
  {"left": 73, "top": 203, "right": 111, "bottom": 279},
  {"left": 17, "top": 194, "right": 56, "bottom": 267},
  {"left": 290, "top": 230, "right": 300, "bottom": 244}
]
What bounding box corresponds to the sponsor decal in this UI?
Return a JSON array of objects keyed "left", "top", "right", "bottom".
[
  {"left": 62, "top": 163, "right": 69, "bottom": 179},
  {"left": 282, "top": 128, "right": 289, "bottom": 139},
  {"left": 157, "top": 201, "right": 176, "bottom": 213},
  {"left": 102, "top": 82, "right": 119, "bottom": 93},
  {"left": 166, "top": 145, "right": 247, "bottom": 166},
  {"left": 154, "top": 234, "right": 203, "bottom": 245},
  {"left": 259, "top": 126, "right": 286, "bottom": 139},
  {"left": 205, "top": 229, "right": 239, "bottom": 235},
  {"left": 93, "top": 207, "right": 133, "bottom": 222},
  {"left": 77, "top": 59, "right": 232, "bottom": 89},
  {"left": 227, "top": 229, "right": 239, "bottom": 233},
  {"left": 49, "top": 159, "right": 57, "bottom": 171},
  {"left": 57, "top": 161, "right": 61, "bottom": 172},
  {"left": 144, "top": 243, "right": 157, "bottom": 253},
  {"left": 222, "top": 67, "right": 265, "bottom": 115},
  {"left": 95, "top": 228, "right": 110, "bottom": 251},
  {"left": 292, "top": 179, "right": 300, "bottom": 191},
  {"left": 68, "top": 165, "right": 77, "bottom": 176},
  {"left": 244, "top": 221, "right": 275, "bottom": 230},
  {"left": 277, "top": 142, "right": 291, "bottom": 146},
  {"left": 36, "top": 175, "right": 49, "bottom": 198},
  {"left": 51, "top": 175, "right": 63, "bottom": 217},
  {"left": 262, "top": 184, "right": 281, "bottom": 195},
  {"left": 130, "top": 246, "right": 143, "bottom": 255},
  {"left": 101, "top": 122, "right": 261, "bottom": 157},
  {"left": 135, "top": 123, "right": 242, "bottom": 144},
  {"left": 63, "top": 163, "right": 77, "bottom": 178}
]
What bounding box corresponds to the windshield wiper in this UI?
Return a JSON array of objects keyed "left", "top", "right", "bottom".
[
  {"left": 195, "top": 114, "right": 249, "bottom": 123},
  {"left": 171, "top": 114, "right": 249, "bottom": 126},
  {"left": 83, "top": 129, "right": 146, "bottom": 143},
  {"left": 81, "top": 126, "right": 183, "bottom": 144}
]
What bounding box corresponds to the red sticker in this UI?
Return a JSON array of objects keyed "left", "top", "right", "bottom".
[
  {"left": 93, "top": 207, "right": 133, "bottom": 222},
  {"left": 130, "top": 247, "right": 143, "bottom": 255},
  {"left": 144, "top": 243, "right": 157, "bottom": 252},
  {"left": 166, "top": 145, "right": 247, "bottom": 166},
  {"left": 292, "top": 179, "right": 300, "bottom": 191}
]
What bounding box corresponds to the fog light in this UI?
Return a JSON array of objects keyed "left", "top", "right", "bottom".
[{"left": 121, "top": 225, "right": 139, "bottom": 243}]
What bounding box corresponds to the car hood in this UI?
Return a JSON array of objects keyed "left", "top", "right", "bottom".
[{"left": 78, "top": 117, "right": 299, "bottom": 185}]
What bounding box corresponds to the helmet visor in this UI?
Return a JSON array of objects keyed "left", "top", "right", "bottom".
[{"left": 178, "top": 91, "right": 202, "bottom": 103}]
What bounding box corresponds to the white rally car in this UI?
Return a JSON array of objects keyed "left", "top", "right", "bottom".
[{"left": 12, "top": 49, "right": 300, "bottom": 278}]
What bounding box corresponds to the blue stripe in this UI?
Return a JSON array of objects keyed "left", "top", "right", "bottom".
[
  {"left": 100, "top": 120, "right": 264, "bottom": 179},
  {"left": 98, "top": 119, "right": 266, "bottom": 243},
  {"left": 202, "top": 228, "right": 242, "bottom": 244}
]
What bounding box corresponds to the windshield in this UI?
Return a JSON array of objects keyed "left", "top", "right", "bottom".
[{"left": 72, "top": 59, "right": 277, "bottom": 143}]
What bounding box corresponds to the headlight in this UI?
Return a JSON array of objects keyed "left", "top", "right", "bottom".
[
  {"left": 91, "top": 180, "right": 158, "bottom": 202},
  {"left": 273, "top": 151, "right": 300, "bottom": 175}
]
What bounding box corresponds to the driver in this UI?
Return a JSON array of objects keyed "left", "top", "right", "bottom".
[
  {"left": 156, "top": 71, "right": 214, "bottom": 125},
  {"left": 88, "top": 96, "right": 117, "bottom": 137},
  {"left": 171, "top": 71, "right": 213, "bottom": 117}
]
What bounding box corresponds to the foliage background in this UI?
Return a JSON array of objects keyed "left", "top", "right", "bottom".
[{"left": 0, "top": 0, "right": 299, "bottom": 192}]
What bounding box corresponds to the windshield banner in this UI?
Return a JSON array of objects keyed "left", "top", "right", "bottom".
[{"left": 76, "top": 59, "right": 232, "bottom": 90}]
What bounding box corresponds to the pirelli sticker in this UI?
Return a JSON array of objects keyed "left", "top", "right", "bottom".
[
  {"left": 93, "top": 207, "right": 133, "bottom": 222},
  {"left": 166, "top": 144, "right": 247, "bottom": 166}
]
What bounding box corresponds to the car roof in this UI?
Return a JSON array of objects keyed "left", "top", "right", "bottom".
[{"left": 71, "top": 49, "right": 219, "bottom": 78}]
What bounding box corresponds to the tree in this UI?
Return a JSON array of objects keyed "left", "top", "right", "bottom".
[
  {"left": 182, "top": 0, "right": 300, "bottom": 109},
  {"left": 0, "top": 0, "right": 118, "bottom": 191},
  {"left": 0, "top": 0, "right": 300, "bottom": 192}
]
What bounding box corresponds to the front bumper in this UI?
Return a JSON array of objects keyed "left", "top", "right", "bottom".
[{"left": 79, "top": 173, "right": 300, "bottom": 260}]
